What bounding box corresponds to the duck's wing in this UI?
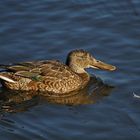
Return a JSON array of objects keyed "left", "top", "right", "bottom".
[
  {"left": 0, "top": 60, "right": 59, "bottom": 82},
  {"left": 15, "top": 60, "right": 82, "bottom": 83},
  {"left": 0, "top": 60, "right": 82, "bottom": 90}
]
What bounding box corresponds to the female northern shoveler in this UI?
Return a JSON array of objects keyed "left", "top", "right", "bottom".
[{"left": 0, "top": 50, "right": 116, "bottom": 94}]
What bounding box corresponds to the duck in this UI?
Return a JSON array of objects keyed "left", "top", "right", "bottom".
[{"left": 0, "top": 49, "right": 116, "bottom": 94}]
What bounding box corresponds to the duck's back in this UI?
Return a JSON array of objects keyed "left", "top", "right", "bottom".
[{"left": 0, "top": 60, "right": 83, "bottom": 94}]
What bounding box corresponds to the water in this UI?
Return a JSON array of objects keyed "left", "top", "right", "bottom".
[{"left": 0, "top": 0, "right": 140, "bottom": 139}]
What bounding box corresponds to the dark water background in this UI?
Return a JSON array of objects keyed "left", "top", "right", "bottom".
[{"left": 0, "top": 0, "right": 140, "bottom": 139}]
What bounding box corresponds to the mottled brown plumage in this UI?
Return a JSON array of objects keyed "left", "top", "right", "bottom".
[{"left": 0, "top": 50, "right": 116, "bottom": 94}]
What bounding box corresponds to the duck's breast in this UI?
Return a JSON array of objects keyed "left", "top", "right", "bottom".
[{"left": 38, "top": 62, "right": 83, "bottom": 93}]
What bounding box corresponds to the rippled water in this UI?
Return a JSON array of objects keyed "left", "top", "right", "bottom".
[{"left": 0, "top": 0, "right": 140, "bottom": 139}]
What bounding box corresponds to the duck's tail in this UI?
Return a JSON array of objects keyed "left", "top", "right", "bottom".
[
  {"left": 0, "top": 64, "right": 16, "bottom": 83},
  {"left": 0, "top": 74, "right": 16, "bottom": 83}
]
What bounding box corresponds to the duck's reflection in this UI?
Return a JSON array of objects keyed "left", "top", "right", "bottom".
[{"left": 0, "top": 76, "right": 114, "bottom": 113}]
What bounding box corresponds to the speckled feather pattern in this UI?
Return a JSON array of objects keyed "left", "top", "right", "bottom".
[{"left": 0, "top": 60, "right": 89, "bottom": 94}]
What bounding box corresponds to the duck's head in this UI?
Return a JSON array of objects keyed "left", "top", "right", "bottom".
[{"left": 66, "top": 49, "right": 116, "bottom": 73}]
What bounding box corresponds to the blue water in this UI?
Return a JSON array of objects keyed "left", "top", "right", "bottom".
[{"left": 0, "top": 0, "right": 140, "bottom": 139}]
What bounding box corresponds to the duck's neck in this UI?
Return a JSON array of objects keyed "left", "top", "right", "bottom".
[
  {"left": 68, "top": 64, "right": 90, "bottom": 86},
  {"left": 66, "top": 57, "right": 90, "bottom": 85}
]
